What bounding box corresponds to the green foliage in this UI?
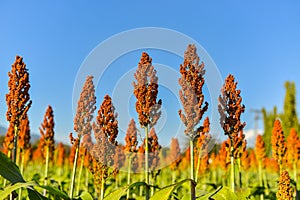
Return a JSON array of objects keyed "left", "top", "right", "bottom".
[
  {"left": 0, "top": 181, "right": 36, "bottom": 199},
  {"left": 150, "top": 179, "right": 191, "bottom": 200},
  {"left": 198, "top": 186, "right": 239, "bottom": 200},
  {"left": 0, "top": 151, "right": 25, "bottom": 184},
  {"left": 262, "top": 106, "right": 277, "bottom": 156},
  {"left": 282, "top": 81, "right": 299, "bottom": 137}
]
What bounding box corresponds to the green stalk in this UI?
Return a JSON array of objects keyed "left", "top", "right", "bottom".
[
  {"left": 69, "top": 137, "right": 81, "bottom": 199},
  {"left": 127, "top": 154, "right": 131, "bottom": 199},
  {"left": 76, "top": 154, "right": 84, "bottom": 196},
  {"left": 43, "top": 146, "right": 50, "bottom": 196},
  {"left": 18, "top": 151, "right": 25, "bottom": 200},
  {"left": 293, "top": 162, "right": 298, "bottom": 190},
  {"left": 145, "top": 125, "right": 150, "bottom": 200},
  {"left": 190, "top": 138, "right": 195, "bottom": 200},
  {"left": 172, "top": 170, "right": 176, "bottom": 184},
  {"left": 237, "top": 158, "right": 242, "bottom": 188},
  {"left": 258, "top": 162, "right": 264, "bottom": 200},
  {"left": 195, "top": 149, "right": 202, "bottom": 183},
  {"left": 139, "top": 173, "right": 144, "bottom": 196},
  {"left": 100, "top": 174, "right": 105, "bottom": 200},
  {"left": 85, "top": 168, "right": 89, "bottom": 191},
  {"left": 13, "top": 125, "right": 18, "bottom": 163},
  {"left": 230, "top": 139, "right": 235, "bottom": 192}
]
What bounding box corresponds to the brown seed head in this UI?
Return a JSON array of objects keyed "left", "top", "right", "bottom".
[
  {"left": 56, "top": 142, "right": 65, "bottom": 167},
  {"left": 6, "top": 56, "right": 32, "bottom": 127},
  {"left": 74, "top": 76, "right": 96, "bottom": 138},
  {"left": 271, "top": 119, "right": 287, "bottom": 168},
  {"left": 94, "top": 95, "right": 118, "bottom": 145},
  {"left": 133, "top": 52, "right": 162, "bottom": 127},
  {"left": 219, "top": 139, "right": 230, "bottom": 171},
  {"left": 39, "top": 105, "right": 55, "bottom": 160},
  {"left": 255, "top": 134, "right": 266, "bottom": 163},
  {"left": 18, "top": 115, "right": 31, "bottom": 151},
  {"left": 3, "top": 124, "right": 14, "bottom": 153},
  {"left": 178, "top": 44, "right": 208, "bottom": 139},
  {"left": 124, "top": 119, "right": 138, "bottom": 153},
  {"left": 276, "top": 170, "right": 293, "bottom": 200},
  {"left": 218, "top": 74, "right": 246, "bottom": 140},
  {"left": 169, "top": 138, "right": 181, "bottom": 170},
  {"left": 286, "top": 128, "right": 300, "bottom": 167}
]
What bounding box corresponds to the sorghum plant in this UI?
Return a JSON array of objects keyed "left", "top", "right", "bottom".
[
  {"left": 178, "top": 44, "right": 208, "bottom": 199},
  {"left": 271, "top": 119, "right": 287, "bottom": 173},
  {"left": 218, "top": 74, "right": 245, "bottom": 192},
  {"left": 70, "top": 75, "right": 96, "bottom": 198},
  {"left": 255, "top": 134, "right": 266, "bottom": 198},
  {"left": 6, "top": 55, "right": 32, "bottom": 163},
  {"left": 133, "top": 52, "right": 161, "bottom": 199},
  {"left": 91, "top": 94, "right": 118, "bottom": 200},
  {"left": 39, "top": 105, "right": 55, "bottom": 196}
]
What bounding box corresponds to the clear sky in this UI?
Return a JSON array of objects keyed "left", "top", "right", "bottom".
[{"left": 1, "top": 1, "right": 300, "bottom": 148}]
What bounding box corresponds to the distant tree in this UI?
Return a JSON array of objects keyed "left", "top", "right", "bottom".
[
  {"left": 281, "top": 81, "right": 299, "bottom": 137},
  {"left": 262, "top": 106, "right": 278, "bottom": 157}
]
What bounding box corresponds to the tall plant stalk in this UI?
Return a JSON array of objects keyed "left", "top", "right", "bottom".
[
  {"left": 39, "top": 105, "right": 55, "bottom": 197},
  {"left": 127, "top": 154, "right": 132, "bottom": 199},
  {"left": 6, "top": 55, "right": 32, "bottom": 165},
  {"left": 69, "top": 137, "right": 80, "bottom": 198},
  {"left": 71, "top": 75, "right": 96, "bottom": 198},
  {"left": 133, "top": 52, "right": 161, "bottom": 200},
  {"left": 43, "top": 146, "right": 50, "bottom": 196},
  {"left": 218, "top": 74, "right": 246, "bottom": 192},
  {"left": 76, "top": 153, "right": 85, "bottom": 196},
  {"left": 100, "top": 174, "right": 105, "bottom": 200},
  {"left": 190, "top": 139, "right": 196, "bottom": 199},
  {"left": 178, "top": 44, "right": 208, "bottom": 200},
  {"left": 145, "top": 126, "right": 149, "bottom": 186}
]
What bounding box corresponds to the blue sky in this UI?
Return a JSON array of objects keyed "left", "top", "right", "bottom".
[{"left": 0, "top": 1, "right": 300, "bottom": 148}]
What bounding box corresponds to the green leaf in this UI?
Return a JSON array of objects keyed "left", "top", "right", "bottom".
[
  {"left": 104, "top": 182, "right": 147, "bottom": 200},
  {"left": 79, "top": 191, "right": 93, "bottom": 200},
  {"left": 0, "top": 181, "right": 36, "bottom": 199},
  {"left": 27, "top": 188, "right": 48, "bottom": 200},
  {"left": 0, "top": 151, "right": 25, "bottom": 184},
  {"left": 198, "top": 186, "right": 239, "bottom": 200},
  {"left": 103, "top": 185, "right": 128, "bottom": 200},
  {"left": 37, "top": 185, "right": 70, "bottom": 199},
  {"left": 150, "top": 179, "right": 191, "bottom": 200}
]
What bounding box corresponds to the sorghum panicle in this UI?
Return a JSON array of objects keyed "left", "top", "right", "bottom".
[{"left": 133, "top": 52, "right": 162, "bottom": 127}]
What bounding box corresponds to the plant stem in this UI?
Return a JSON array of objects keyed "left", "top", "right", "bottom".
[
  {"left": 18, "top": 151, "right": 25, "bottom": 200},
  {"left": 258, "top": 162, "right": 264, "bottom": 200},
  {"left": 76, "top": 154, "right": 84, "bottom": 196},
  {"left": 13, "top": 125, "right": 18, "bottom": 163},
  {"left": 293, "top": 162, "right": 298, "bottom": 190},
  {"left": 43, "top": 146, "right": 50, "bottom": 196},
  {"left": 230, "top": 139, "right": 235, "bottom": 192},
  {"left": 190, "top": 138, "right": 195, "bottom": 200},
  {"left": 69, "top": 137, "right": 81, "bottom": 199},
  {"left": 195, "top": 149, "right": 202, "bottom": 183},
  {"left": 237, "top": 158, "right": 242, "bottom": 188},
  {"left": 145, "top": 125, "right": 150, "bottom": 200},
  {"left": 100, "top": 174, "right": 105, "bottom": 200},
  {"left": 85, "top": 168, "right": 89, "bottom": 191},
  {"left": 127, "top": 154, "right": 131, "bottom": 199}
]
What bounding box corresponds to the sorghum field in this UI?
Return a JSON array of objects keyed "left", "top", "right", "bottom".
[{"left": 0, "top": 44, "right": 299, "bottom": 200}]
